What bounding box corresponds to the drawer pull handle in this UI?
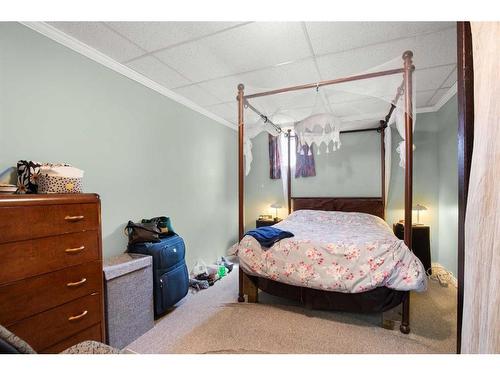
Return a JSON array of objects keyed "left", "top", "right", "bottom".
[
  {"left": 65, "top": 245, "right": 85, "bottom": 254},
  {"left": 66, "top": 278, "right": 87, "bottom": 287},
  {"left": 68, "top": 310, "right": 88, "bottom": 321},
  {"left": 65, "top": 215, "right": 85, "bottom": 222}
]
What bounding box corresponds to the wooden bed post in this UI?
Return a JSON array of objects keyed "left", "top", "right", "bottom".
[
  {"left": 400, "top": 50, "right": 414, "bottom": 334},
  {"left": 380, "top": 121, "right": 386, "bottom": 217},
  {"left": 237, "top": 83, "right": 245, "bottom": 303},
  {"left": 287, "top": 129, "right": 292, "bottom": 214}
]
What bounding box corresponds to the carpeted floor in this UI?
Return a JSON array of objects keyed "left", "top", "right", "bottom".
[{"left": 126, "top": 265, "right": 457, "bottom": 354}]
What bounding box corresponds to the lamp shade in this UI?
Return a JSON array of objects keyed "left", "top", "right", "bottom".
[
  {"left": 412, "top": 204, "right": 427, "bottom": 211},
  {"left": 270, "top": 203, "right": 282, "bottom": 209}
]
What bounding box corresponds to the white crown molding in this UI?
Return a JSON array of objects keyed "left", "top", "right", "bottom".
[
  {"left": 19, "top": 22, "right": 457, "bottom": 131},
  {"left": 433, "top": 82, "right": 457, "bottom": 111},
  {"left": 416, "top": 84, "right": 457, "bottom": 114},
  {"left": 20, "top": 22, "right": 237, "bottom": 130}
]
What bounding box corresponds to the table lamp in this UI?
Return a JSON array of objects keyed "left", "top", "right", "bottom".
[
  {"left": 270, "top": 203, "right": 282, "bottom": 221},
  {"left": 413, "top": 204, "right": 427, "bottom": 225}
]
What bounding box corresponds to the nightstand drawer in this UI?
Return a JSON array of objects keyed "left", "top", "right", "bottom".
[
  {"left": 0, "top": 203, "right": 99, "bottom": 243},
  {"left": 0, "top": 261, "right": 102, "bottom": 325},
  {"left": 0, "top": 231, "right": 100, "bottom": 285},
  {"left": 6, "top": 292, "right": 102, "bottom": 352}
]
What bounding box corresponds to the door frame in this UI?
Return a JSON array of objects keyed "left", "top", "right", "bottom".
[{"left": 456, "top": 21, "right": 474, "bottom": 354}]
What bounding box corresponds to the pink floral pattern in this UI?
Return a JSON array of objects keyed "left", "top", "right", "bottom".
[{"left": 236, "top": 210, "right": 427, "bottom": 293}]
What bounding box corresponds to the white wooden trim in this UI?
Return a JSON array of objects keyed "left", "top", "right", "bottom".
[{"left": 20, "top": 22, "right": 237, "bottom": 130}]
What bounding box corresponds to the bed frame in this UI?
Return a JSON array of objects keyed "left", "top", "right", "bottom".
[{"left": 236, "top": 52, "right": 415, "bottom": 334}]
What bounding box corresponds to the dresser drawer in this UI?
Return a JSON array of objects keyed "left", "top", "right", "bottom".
[
  {"left": 41, "top": 323, "right": 103, "bottom": 354},
  {"left": 0, "top": 203, "right": 99, "bottom": 243},
  {"left": 0, "top": 261, "right": 102, "bottom": 325},
  {"left": 6, "top": 292, "right": 102, "bottom": 352},
  {"left": 0, "top": 231, "right": 100, "bottom": 285}
]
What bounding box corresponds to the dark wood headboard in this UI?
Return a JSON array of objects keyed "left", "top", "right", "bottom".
[{"left": 291, "top": 197, "right": 385, "bottom": 219}]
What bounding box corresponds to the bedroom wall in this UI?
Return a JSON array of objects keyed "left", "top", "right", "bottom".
[
  {"left": 0, "top": 22, "right": 238, "bottom": 269},
  {"left": 387, "top": 95, "right": 458, "bottom": 275},
  {"left": 386, "top": 113, "right": 441, "bottom": 265},
  {"left": 245, "top": 130, "right": 381, "bottom": 231},
  {"left": 436, "top": 96, "right": 458, "bottom": 275},
  {"left": 246, "top": 96, "right": 458, "bottom": 275}
]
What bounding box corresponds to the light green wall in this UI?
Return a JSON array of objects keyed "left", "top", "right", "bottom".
[
  {"left": 0, "top": 22, "right": 238, "bottom": 268},
  {"left": 245, "top": 130, "right": 381, "bottom": 231},
  {"left": 246, "top": 97, "right": 458, "bottom": 274},
  {"left": 437, "top": 96, "right": 458, "bottom": 275},
  {"left": 383, "top": 96, "right": 458, "bottom": 275},
  {"left": 386, "top": 114, "right": 441, "bottom": 265}
]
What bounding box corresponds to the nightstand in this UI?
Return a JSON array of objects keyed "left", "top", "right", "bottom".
[
  {"left": 393, "top": 222, "right": 432, "bottom": 274},
  {"left": 256, "top": 218, "right": 281, "bottom": 228}
]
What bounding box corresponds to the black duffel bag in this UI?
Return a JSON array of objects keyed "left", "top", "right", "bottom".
[{"left": 124, "top": 221, "right": 162, "bottom": 244}]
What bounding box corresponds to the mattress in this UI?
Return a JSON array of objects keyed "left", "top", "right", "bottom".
[{"left": 236, "top": 210, "right": 427, "bottom": 293}]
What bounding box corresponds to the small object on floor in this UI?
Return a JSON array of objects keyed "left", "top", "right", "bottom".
[
  {"left": 189, "top": 278, "right": 209, "bottom": 291},
  {"left": 195, "top": 272, "right": 210, "bottom": 281},
  {"left": 221, "top": 256, "right": 234, "bottom": 273},
  {"left": 217, "top": 263, "right": 227, "bottom": 278}
]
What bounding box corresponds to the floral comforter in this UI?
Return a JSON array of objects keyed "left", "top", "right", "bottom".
[{"left": 235, "top": 210, "right": 427, "bottom": 293}]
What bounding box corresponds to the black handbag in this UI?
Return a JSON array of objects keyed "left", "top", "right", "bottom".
[
  {"left": 124, "top": 221, "right": 162, "bottom": 244},
  {"left": 141, "top": 216, "right": 175, "bottom": 236}
]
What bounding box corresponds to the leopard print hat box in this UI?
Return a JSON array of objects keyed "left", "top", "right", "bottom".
[{"left": 37, "top": 164, "right": 84, "bottom": 194}]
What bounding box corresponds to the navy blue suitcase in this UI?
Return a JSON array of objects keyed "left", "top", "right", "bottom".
[{"left": 128, "top": 234, "right": 188, "bottom": 317}]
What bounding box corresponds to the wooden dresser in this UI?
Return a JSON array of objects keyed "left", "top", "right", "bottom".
[{"left": 0, "top": 194, "right": 105, "bottom": 353}]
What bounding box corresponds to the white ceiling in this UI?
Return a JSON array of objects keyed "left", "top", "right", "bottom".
[{"left": 48, "top": 21, "right": 457, "bottom": 127}]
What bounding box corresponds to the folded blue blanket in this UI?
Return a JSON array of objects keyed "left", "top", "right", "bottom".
[{"left": 245, "top": 226, "right": 294, "bottom": 248}]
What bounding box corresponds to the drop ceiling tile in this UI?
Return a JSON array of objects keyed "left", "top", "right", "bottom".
[
  {"left": 332, "top": 98, "right": 388, "bottom": 118},
  {"left": 197, "top": 59, "right": 320, "bottom": 105},
  {"left": 316, "top": 26, "right": 457, "bottom": 80},
  {"left": 428, "top": 88, "right": 453, "bottom": 106},
  {"left": 416, "top": 90, "right": 438, "bottom": 107},
  {"left": 173, "top": 84, "right": 222, "bottom": 106},
  {"left": 106, "top": 22, "right": 244, "bottom": 53},
  {"left": 441, "top": 67, "right": 457, "bottom": 88},
  {"left": 306, "top": 22, "right": 454, "bottom": 56},
  {"left": 415, "top": 64, "right": 456, "bottom": 91},
  {"left": 250, "top": 90, "right": 318, "bottom": 114},
  {"left": 155, "top": 22, "right": 311, "bottom": 82},
  {"left": 126, "top": 56, "right": 191, "bottom": 88},
  {"left": 49, "top": 22, "right": 146, "bottom": 62}
]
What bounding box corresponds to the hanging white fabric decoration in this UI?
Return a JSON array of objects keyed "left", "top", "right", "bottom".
[
  {"left": 393, "top": 99, "right": 416, "bottom": 168},
  {"left": 294, "top": 88, "right": 342, "bottom": 153},
  {"left": 243, "top": 111, "right": 281, "bottom": 176}
]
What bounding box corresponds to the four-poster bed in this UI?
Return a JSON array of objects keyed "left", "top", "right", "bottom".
[{"left": 235, "top": 51, "right": 418, "bottom": 334}]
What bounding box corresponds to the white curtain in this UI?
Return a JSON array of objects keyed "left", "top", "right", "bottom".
[{"left": 462, "top": 22, "right": 500, "bottom": 354}]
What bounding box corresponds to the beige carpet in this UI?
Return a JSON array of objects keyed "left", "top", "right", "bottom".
[{"left": 127, "top": 265, "right": 457, "bottom": 354}]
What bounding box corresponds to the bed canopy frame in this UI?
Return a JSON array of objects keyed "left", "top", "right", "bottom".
[{"left": 236, "top": 51, "right": 415, "bottom": 334}]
